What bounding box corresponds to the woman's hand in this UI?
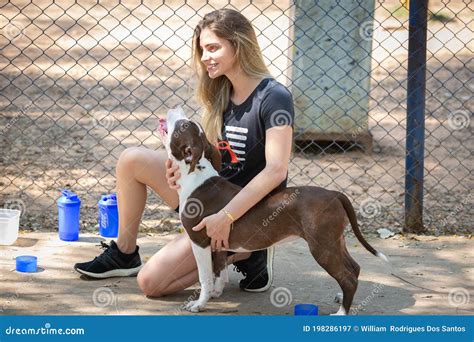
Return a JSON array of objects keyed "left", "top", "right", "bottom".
[
  {"left": 192, "top": 211, "right": 232, "bottom": 252},
  {"left": 165, "top": 159, "right": 181, "bottom": 190}
]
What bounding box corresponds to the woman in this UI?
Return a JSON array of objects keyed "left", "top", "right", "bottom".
[{"left": 74, "top": 8, "right": 294, "bottom": 297}]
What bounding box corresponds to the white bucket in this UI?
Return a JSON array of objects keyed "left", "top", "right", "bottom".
[{"left": 0, "top": 209, "right": 21, "bottom": 245}]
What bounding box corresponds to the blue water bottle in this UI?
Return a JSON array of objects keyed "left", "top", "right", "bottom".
[
  {"left": 98, "top": 193, "right": 119, "bottom": 238},
  {"left": 57, "top": 189, "right": 81, "bottom": 241}
]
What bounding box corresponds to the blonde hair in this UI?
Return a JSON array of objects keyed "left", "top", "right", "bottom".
[{"left": 192, "top": 8, "right": 271, "bottom": 145}]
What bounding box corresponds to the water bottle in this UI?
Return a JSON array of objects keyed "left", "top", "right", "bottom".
[
  {"left": 98, "top": 193, "right": 119, "bottom": 238},
  {"left": 57, "top": 189, "right": 81, "bottom": 241}
]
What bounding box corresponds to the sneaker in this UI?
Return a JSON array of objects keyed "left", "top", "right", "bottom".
[
  {"left": 233, "top": 247, "right": 274, "bottom": 292},
  {"left": 74, "top": 240, "right": 142, "bottom": 278}
]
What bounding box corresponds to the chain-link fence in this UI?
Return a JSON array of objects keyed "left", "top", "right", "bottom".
[{"left": 0, "top": 0, "right": 472, "bottom": 236}]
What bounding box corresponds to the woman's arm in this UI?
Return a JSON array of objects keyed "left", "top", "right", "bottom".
[
  {"left": 222, "top": 125, "right": 293, "bottom": 221},
  {"left": 192, "top": 124, "right": 293, "bottom": 251}
]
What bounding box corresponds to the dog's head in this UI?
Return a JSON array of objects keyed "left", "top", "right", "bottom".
[{"left": 164, "top": 106, "right": 221, "bottom": 174}]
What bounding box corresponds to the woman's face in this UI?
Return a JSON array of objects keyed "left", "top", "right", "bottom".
[{"left": 199, "top": 27, "right": 236, "bottom": 79}]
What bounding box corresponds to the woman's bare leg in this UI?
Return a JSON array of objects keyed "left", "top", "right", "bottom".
[
  {"left": 137, "top": 233, "right": 197, "bottom": 296},
  {"left": 115, "top": 147, "right": 179, "bottom": 254},
  {"left": 137, "top": 231, "right": 251, "bottom": 297}
]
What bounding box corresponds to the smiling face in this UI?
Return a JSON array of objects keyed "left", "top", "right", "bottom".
[{"left": 199, "top": 27, "right": 237, "bottom": 79}]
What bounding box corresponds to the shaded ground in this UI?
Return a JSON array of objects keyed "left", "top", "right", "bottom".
[{"left": 1, "top": 231, "right": 472, "bottom": 315}]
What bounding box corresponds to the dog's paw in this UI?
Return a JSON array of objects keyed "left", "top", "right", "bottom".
[
  {"left": 330, "top": 306, "right": 347, "bottom": 316},
  {"left": 185, "top": 300, "right": 205, "bottom": 313}
]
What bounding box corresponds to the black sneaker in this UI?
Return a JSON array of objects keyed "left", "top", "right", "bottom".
[
  {"left": 74, "top": 241, "right": 142, "bottom": 279},
  {"left": 233, "top": 247, "right": 274, "bottom": 292}
]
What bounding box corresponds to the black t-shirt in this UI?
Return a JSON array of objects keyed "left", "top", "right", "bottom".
[{"left": 218, "top": 77, "right": 294, "bottom": 195}]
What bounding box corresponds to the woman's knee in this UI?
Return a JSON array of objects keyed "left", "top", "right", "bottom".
[
  {"left": 119, "top": 146, "right": 151, "bottom": 167},
  {"left": 117, "top": 147, "right": 167, "bottom": 175},
  {"left": 137, "top": 268, "right": 165, "bottom": 297},
  {"left": 117, "top": 147, "right": 162, "bottom": 178},
  {"left": 117, "top": 147, "right": 141, "bottom": 174}
]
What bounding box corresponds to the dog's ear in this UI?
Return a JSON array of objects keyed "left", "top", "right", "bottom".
[
  {"left": 196, "top": 123, "right": 221, "bottom": 172},
  {"left": 204, "top": 140, "right": 221, "bottom": 172}
]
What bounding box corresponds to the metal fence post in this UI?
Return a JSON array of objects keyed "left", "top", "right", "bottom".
[{"left": 404, "top": 0, "right": 429, "bottom": 233}]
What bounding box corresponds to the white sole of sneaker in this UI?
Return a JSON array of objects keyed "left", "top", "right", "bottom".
[
  {"left": 243, "top": 246, "right": 274, "bottom": 293},
  {"left": 75, "top": 264, "right": 142, "bottom": 279}
]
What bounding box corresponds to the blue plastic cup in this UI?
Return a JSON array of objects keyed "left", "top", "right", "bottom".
[
  {"left": 57, "top": 189, "right": 81, "bottom": 241},
  {"left": 16, "top": 255, "right": 37, "bottom": 273},
  {"left": 294, "top": 304, "right": 318, "bottom": 316},
  {"left": 98, "top": 193, "right": 119, "bottom": 238}
]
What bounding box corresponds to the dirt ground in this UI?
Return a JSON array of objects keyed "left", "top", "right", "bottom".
[{"left": 0, "top": 231, "right": 472, "bottom": 315}]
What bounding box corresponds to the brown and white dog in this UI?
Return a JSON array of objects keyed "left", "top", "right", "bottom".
[{"left": 161, "top": 107, "right": 388, "bottom": 314}]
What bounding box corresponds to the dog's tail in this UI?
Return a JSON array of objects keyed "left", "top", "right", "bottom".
[
  {"left": 337, "top": 192, "right": 389, "bottom": 263},
  {"left": 337, "top": 193, "right": 439, "bottom": 291}
]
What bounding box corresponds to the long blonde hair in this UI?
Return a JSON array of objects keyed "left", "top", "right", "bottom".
[{"left": 192, "top": 8, "right": 271, "bottom": 145}]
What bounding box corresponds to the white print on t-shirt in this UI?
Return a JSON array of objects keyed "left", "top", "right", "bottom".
[{"left": 225, "top": 125, "right": 248, "bottom": 162}]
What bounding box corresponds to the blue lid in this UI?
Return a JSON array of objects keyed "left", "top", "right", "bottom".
[
  {"left": 99, "top": 193, "right": 117, "bottom": 206},
  {"left": 57, "top": 189, "right": 81, "bottom": 207},
  {"left": 294, "top": 304, "right": 318, "bottom": 316},
  {"left": 16, "top": 255, "right": 37, "bottom": 273}
]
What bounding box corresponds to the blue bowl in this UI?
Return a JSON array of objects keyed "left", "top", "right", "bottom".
[
  {"left": 294, "top": 304, "right": 318, "bottom": 316},
  {"left": 16, "top": 255, "right": 37, "bottom": 273}
]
